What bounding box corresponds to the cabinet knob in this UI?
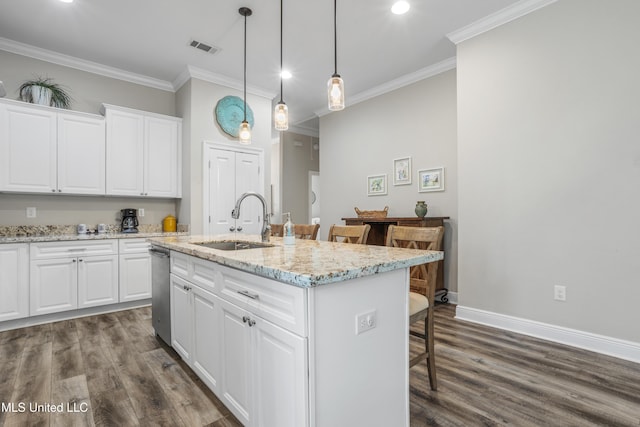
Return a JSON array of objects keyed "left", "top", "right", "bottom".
[
  {"left": 72, "top": 259, "right": 77, "bottom": 263},
  {"left": 229, "top": 226, "right": 236, "bottom": 232},
  {"left": 58, "top": 189, "right": 62, "bottom": 192},
  {"left": 242, "top": 316, "right": 250, "bottom": 323},
  {"left": 248, "top": 319, "right": 256, "bottom": 327},
  {"left": 237, "top": 226, "right": 243, "bottom": 232},
  {"left": 52, "top": 189, "right": 56, "bottom": 192},
  {"left": 78, "top": 259, "right": 83, "bottom": 262}
]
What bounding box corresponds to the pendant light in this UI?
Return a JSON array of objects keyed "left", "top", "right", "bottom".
[
  {"left": 274, "top": 0, "right": 289, "bottom": 131},
  {"left": 327, "top": 0, "right": 345, "bottom": 111},
  {"left": 239, "top": 7, "right": 252, "bottom": 144}
]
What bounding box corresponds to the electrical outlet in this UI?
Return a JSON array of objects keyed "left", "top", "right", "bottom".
[
  {"left": 554, "top": 285, "right": 566, "bottom": 301},
  {"left": 355, "top": 310, "right": 377, "bottom": 335},
  {"left": 138, "top": 208, "right": 145, "bottom": 217},
  {"left": 26, "top": 207, "right": 37, "bottom": 218}
]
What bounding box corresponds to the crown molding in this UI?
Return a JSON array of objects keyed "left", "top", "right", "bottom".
[
  {"left": 447, "top": 0, "right": 558, "bottom": 44},
  {"left": 287, "top": 124, "right": 320, "bottom": 138},
  {"left": 179, "top": 65, "right": 277, "bottom": 100},
  {"left": 0, "top": 37, "right": 174, "bottom": 92},
  {"left": 315, "top": 56, "right": 456, "bottom": 118}
]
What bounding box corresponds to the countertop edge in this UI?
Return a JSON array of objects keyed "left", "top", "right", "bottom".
[{"left": 148, "top": 236, "right": 444, "bottom": 288}]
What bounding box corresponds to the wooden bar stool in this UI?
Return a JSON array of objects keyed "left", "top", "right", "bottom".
[
  {"left": 386, "top": 225, "right": 444, "bottom": 390},
  {"left": 327, "top": 224, "right": 371, "bottom": 244},
  {"left": 271, "top": 223, "right": 320, "bottom": 240}
]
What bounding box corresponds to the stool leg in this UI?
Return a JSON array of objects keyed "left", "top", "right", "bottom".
[{"left": 426, "top": 310, "right": 437, "bottom": 390}]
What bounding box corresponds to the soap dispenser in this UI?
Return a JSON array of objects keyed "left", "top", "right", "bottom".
[{"left": 283, "top": 212, "right": 295, "bottom": 245}]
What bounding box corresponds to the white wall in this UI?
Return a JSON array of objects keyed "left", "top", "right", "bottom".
[
  {"left": 319, "top": 70, "right": 458, "bottom": 292},
  {"left": 0, "top": 50, "right": 178, "bottom": 228},
  {"left": 457, "top": 0, "right": 640, "bottom": 342},
  {"left": 178, "top": 78, "right": 273, "bottom": 234}
]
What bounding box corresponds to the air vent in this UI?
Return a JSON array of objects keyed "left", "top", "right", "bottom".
[{"left": 189, "top": 39, "right": 220, "bottom": 55}]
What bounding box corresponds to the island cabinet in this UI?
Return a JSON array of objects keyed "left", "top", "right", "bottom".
[
  {"left": 170, "top": 251, "right": 308, "bottom": 427},
  {"left": 168, "top": 248, "right": 413, "bottom": 427}
]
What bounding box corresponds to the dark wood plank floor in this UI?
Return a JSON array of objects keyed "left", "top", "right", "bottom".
[{"left": 1, "top": 304, "right": 639, "bottom": 426}]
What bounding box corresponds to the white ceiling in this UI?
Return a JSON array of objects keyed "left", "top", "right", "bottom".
[{"left": 0, "top": 0, "right": 522, "bottom": 133}]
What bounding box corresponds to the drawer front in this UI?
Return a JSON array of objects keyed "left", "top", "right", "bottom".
[
  {"left": 31, "top": 240, "right": 118, "bottom": 259},
  {"left": 219, "top": 264, "right": 307, "bottom": 336},
  {"left": 170, "top": 251, "right": 189, "bottom": 280},
  {"left": 119, "top": 238, "right": 151, "bottom": 254},
  {"left": 170, "top": 251, "right": 219, "bottom": 295}
]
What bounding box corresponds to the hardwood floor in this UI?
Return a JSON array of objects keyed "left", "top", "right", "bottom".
[{"left": 1, "top": 304, "right": 638, "bottom": 426}]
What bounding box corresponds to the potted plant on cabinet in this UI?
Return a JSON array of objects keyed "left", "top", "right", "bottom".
[{"left": 19, "top": 77, "right": 72, "bottom": 109}]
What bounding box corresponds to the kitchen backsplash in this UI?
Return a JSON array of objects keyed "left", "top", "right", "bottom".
[{"left": 0, "top": 223, "right": 189, "bottom": 237}]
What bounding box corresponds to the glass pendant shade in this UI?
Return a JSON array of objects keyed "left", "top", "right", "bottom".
[
  {"left": 327, "top": 74, "right": 345, "bottom": 111},
  {"left": 238, "top": 120, "right": 252, "bottom": 145},
  {"left": 274, "top": 102, "right": 289, "bottom": 131}
]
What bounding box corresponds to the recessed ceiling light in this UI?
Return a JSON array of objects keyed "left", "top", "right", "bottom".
[
  {"left": 281, "top": 70, "right": 292, "bottom": 79},
  {"left": 391, "top": 1, "right": 410, "bottom": 15}
]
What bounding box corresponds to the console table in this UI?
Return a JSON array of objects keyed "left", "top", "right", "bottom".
[{"left": 342, "top": 216, "right": 450, "bottom": 301}]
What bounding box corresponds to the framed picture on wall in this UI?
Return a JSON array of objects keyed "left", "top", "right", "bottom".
[
  {"left": 393, "top": 157, "right": 412, "bottom": 186},
  {"left": 418, "top": 167, "right": 445, "bottom": 192},
  {"left": 367, "top": 174, "right": 387, "bottom": 196}
]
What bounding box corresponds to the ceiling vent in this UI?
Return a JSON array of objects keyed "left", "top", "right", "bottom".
[{"left": 189, "top": 40, "right": 220, "bottom": 55}]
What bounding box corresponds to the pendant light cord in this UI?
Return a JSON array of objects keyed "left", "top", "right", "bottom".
[
  {"left": 333, "top": 0, "right": 338, "bottom": 76},
  {"left": 243, "top": 11, "right": 247, "bottom": 121},
  {"left": 280, "top": 0, "right": 284, "bottom": 103}
]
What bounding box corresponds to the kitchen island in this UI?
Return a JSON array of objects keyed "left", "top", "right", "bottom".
[{"left": 148, "top": 234, "right": 443, "bottom": 427}]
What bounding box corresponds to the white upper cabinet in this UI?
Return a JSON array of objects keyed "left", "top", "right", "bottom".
[
  {"left": 57, "top": 112, "right": 106, "bottom": 194},
  {"left": 103, "top": 104, "right": 182, "bottom": 198},
  {"left": 0, "top": 99, "right": 105, "bottom": 195},
  {"left": 0, "top": 100, "right": 57, "bottom": 193}
]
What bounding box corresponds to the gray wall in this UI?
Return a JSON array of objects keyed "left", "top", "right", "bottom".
[
  {"left": 457, "top": 0, "right": 639, "bottom": 342},
  {"left": 177, "top": 78, "right": 273, "bottom": 235},
  {"left": 319, "top": 70, "right": 458, "bottom": 293},
  {"left": 0, "top": 50, "right": 175, "bottom": 116},
  {"left": 0, "top": 50, "right": 178, "bottom": 228},
  {"left": 281, "top": 132, "right": 319, "bottom": 226}
]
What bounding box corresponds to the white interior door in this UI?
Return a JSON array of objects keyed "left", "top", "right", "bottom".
[{"left": 204, "top": 144, "right": 263, "bottom": 236}]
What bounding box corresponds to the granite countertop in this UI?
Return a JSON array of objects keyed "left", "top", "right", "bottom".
[
  {"left": 148, "top": 234, "right": 444, "bottom": 288},
  {"left": 0, "top": 231, "right": 187, "bottom": 244}
]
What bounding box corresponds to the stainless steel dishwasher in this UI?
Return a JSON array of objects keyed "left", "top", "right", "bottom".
[{"left": 150, "top": 245, "right": 171, "bottom": 345}]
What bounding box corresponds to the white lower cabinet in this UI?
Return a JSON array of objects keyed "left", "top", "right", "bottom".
[
  {"left": 170, "top": 253, "right": 308, "bottom": 427},
  {"left": 119, "top": 239, "right": 152, "bottom": 302},
  {"left": 0, "top": 243, "right": 29, "bottom": 321},
  {"left": 30, "top": 241, "right": 118, "bottom": 316}
]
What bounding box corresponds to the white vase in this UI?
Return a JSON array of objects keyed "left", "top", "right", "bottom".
[{"left": 31, "top": 85, "right": 52, "bottom": 106}]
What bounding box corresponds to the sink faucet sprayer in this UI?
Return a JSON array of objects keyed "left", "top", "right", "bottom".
[{"left": 231, "top": 192, "right": 271, "bottom": 242}]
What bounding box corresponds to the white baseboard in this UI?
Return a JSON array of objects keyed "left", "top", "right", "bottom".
[
  {"left": 0, "top": 300, "right": 151, "bottom": 332},
  {"left": 455, "top": 305, "right": 640, "bottom": 364}
]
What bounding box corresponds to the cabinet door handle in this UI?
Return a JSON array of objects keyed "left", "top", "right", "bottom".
[
  {"left": 248, "top": 319, "right": 256, "bottom": 327},
  {"left": 242, "top": 316, "right": 250, "bottom": 323},
  {"left": 237, "top": 290, "right": 259, "bottom": 300}
]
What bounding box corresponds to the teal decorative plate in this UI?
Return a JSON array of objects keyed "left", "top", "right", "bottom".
[{"left": 215, "top": 96, "right": 254, "bottom": 138}]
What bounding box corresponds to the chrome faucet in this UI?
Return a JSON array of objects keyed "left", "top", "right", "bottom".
[{"left": 231, "top": 192, "right": 271, "bottom": 242}]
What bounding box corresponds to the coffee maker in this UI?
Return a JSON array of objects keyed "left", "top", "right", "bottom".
[{"left": 120, "top": 208, "right": 139, "bottom": 233}]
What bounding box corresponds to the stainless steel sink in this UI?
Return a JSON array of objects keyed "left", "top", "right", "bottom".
[{"left": 194, "top": 240, "right": 274, "bottom": 251}]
